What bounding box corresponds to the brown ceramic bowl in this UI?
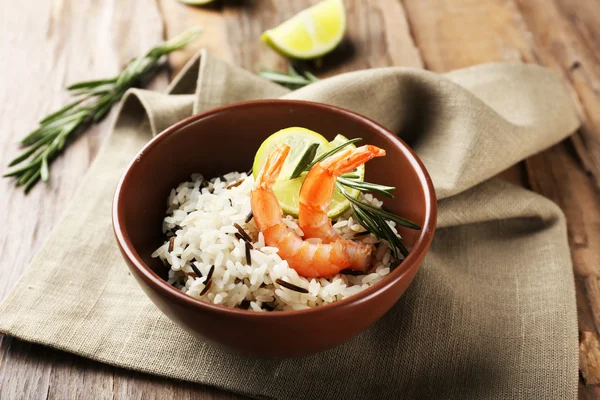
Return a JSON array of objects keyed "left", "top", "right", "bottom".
[{"left": 112, "top": 99, "right": 436, "bottom": 358}]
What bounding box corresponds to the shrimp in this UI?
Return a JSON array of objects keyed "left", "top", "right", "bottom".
[
  {"left": 298, "top": 145, "right": 386, "bottom": 243},
  {"left": 251, "top": 144, "right": 374, "bottom": 277}
]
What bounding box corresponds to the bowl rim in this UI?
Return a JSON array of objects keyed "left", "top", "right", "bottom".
[{"left": 112, "top": 99, "right": 437, "bottom": 319}]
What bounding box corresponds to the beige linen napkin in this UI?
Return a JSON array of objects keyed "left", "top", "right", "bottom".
[{"left": 0, "top": 50, "right": 580, "bottom": 399}]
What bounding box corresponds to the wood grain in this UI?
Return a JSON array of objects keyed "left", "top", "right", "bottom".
[
  {"left": 402, "top": 0, "right": 600, "bottom": 398},
  {"left": 1, "top": 0, "right": 599, "bottom": 398}
]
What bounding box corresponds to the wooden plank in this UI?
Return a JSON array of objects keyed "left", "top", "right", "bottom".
[
  {"left": 510, "top": 1, "right": 600, "bottom": 395},
  {"left": 0, "top": 338, "right": 53, "bottom": 400},
  {"left": 112, "top": 369, "right": 245, "bottom": 400},
  {"left": 0, "top": 338, "right": 245, "bottom": 400},
  {"left": 516, "top": 0, "right": 600, "bottom": 191},
  {"left": 402, "top": 0, "right": 534, "bottom": 71},
  {"left": 401, "top": 0, "right": 600, "bottom": 397},
  {"left": 0, "top": 0, "right": 166, "bottom": 398}
]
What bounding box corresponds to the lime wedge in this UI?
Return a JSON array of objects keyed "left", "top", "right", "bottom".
[
  {"left": 261, "top": 0, "right": 346, "bottom": 60},
  {"left": 253, "top": 129, "right": 362, "bottom": 219}
]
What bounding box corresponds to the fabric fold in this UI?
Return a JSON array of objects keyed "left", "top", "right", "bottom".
[{"left": 0, "top": 50, "right": 580, "bottom": 400}]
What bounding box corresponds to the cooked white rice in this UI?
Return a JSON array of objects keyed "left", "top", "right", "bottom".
[{"left": 152, "top": 172, "right": 401, "bottom": 311}]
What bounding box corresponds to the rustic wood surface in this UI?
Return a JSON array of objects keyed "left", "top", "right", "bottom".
[{"left": 0, "top": 0, "right": 598, "bottom": 398}]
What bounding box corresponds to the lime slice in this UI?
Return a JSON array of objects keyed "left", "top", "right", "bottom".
[
  {"left": 261, "top": 0, "right": 346, "bottom": 60},
  {"left": 253, "top": 129, "right": 363, "bottom": 219},
  {"left": 253, "top": 127, "right": 329, "bottom": 181}
]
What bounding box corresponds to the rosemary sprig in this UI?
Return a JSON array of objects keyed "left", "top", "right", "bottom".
[
  {"left": 292, "top": 137, "right": 421, "bottom": 258},
  {"left": 4, "top": 27, "right": 203, "bottom": 193},
  {"left": 336, "top": 176, "right": 395, "bottom": 198},
  {"left": 259, "top": 65, "right": 319, "bottom": 89},
  {"left": 339, "top": 185, "right": 409, "bottom": 259}
]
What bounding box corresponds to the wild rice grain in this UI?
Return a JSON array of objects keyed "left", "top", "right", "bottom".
[
  {"left": 276, "top": 278, "right": 309, "bottom": 293},
  {"left": 235, "top": 232, "right": 254, "bottom": 249},
  {"left": 234, "top": 222, "right": 252, "bottom": 243},
  {"left": 168, "top": 237, "right": 174, "bottom": 252},
  {"left": 190, "top": 263, "right": 203, "bottom": 278},
  {"left": 353, "top": 231, "right": 370, "bottom": 238},
  {"left": 240, "top": 299, "right": 251, "bottom": 309},
  {"left": 245, "top": 242, "right": 252, "bottom": 265},
  {"left": 206, "top": 265, "right": 215, "bottom": 282},
  {"left": 200, "top": 279, "right": 212, "bottom": 296},
  {"left": 245, "top": 211, "right": 253, "bottom": 223},
  {"left": 339, "top": 269, "right": 363, "bottom": 276},
  {"left": 227, "top": 179, "right": 244, "bottom": 189}
]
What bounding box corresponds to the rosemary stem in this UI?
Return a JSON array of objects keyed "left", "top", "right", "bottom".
[{"left": 4, "top": 26, "right": 202, "bottom": 193}]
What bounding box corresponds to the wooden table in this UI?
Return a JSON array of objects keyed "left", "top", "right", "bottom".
[{"left": 1, "top": 0, "right": 598, "bottom": 398}]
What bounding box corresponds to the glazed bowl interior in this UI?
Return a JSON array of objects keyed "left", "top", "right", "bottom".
[{"left": 118, "top": 101, "right": 434, "bottom": 284}]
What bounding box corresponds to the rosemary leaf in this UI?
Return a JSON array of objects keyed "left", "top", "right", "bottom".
[
  {"left": 67, "top": 78, "right": 117, "bottom": 90},
  {"left": 288, "top": 65, "right": 302, "bottom": 77},
  {"left": 16, "top": 168, "right": 36, "bottom": 186},
  {"left": 39, "top": 98, "right": 87, "bottom": 124},
  {"left": 3, "top": 157, "right": 43, "bottom": 177},
  {"left": 306, "top": 137, "right": 362, "bottom": 170},
  {"left": 337, "top": 176, "right": 395, "bottom": 198},
  {"left": 352, "top": 206, "right": 380, "bottom": 239},
  {"left": 259, "top": 71, "right": 312, "bottom": 86},
  {"left": 290, "top": 143, "right": 320, "bottom": 179},
  {"left": 20, "top": 125, "right": 59, "bottom": 146},
  {"left": 340, "top": 188, "right": 421, "bottom": 230},
  {"left": 70, "top": 84, "right": 115, "bottom": 97},
  {"left": 8, "top": 134, "right": 56, "bottom": 166},
  {"left": 40, "top": 154, "right": 49, "bottom": 182},
  {"left": 93, "top": 98, "right": 116, "bottom": 122},
  {"left": 56, "top": 135, "right": 67, "bottom": 150},
  {"left": 259, "top": 66, "right": 320, "bottom": 89},
  {"left": 23, "top": 170, "right": 41, "bottom": 193},
  {"left": 374, "top": 214, "right": 408, "bottom": 257},
  {"left": 21, "top": 111, "right": 86, "bottom": 145},
  {"left": 305, "top": 71, "right": 319, "bottom": 82}
]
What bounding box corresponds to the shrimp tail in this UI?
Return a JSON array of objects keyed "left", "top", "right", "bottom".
[
  {"left": 255, "top": 144, "right": 290, "bottom": 188},
  {"left": 319, "top": 145, "right": 386, "bottom": 176},
  {"left": 252, "top": 144, "right": 290, "bottom": 233}
]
